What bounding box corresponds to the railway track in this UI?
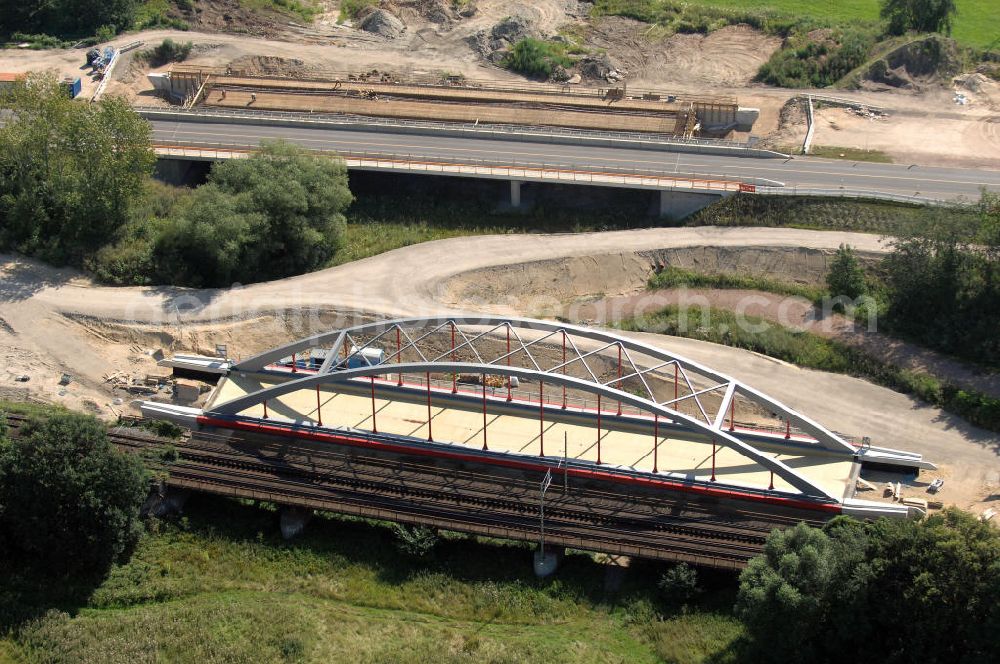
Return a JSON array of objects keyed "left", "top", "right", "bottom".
[{"left": 3, "top": 413, "right": 820, "bottom": 567}]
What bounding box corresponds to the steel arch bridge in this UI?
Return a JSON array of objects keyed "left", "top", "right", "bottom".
[{"left": 150, "top": 316, "right": 926, "bottom": 516}]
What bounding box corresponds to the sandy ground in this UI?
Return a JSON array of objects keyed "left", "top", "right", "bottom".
[{"left": 1, "top": 226, "right": 997, "bottom": 511}]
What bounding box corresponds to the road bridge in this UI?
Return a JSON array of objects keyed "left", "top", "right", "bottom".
[
  {"left": 142, "top": 317, "right": 928, "bottom": 568},
  {"left": 146, "top": 110, "right": 1000, "bottom": 204}
]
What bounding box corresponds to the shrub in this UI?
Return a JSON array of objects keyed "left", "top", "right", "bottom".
[
  {"left": 657, "top": 563, "right": 701, "bottom": 607},
  {"left": 391, "top": 524, "right": 439, "bottom": 559},
  {"left": 146, "top": 38, "right": 193, "bottom": 67},
  {"left": 826, "top": 244, "right": 868, "bottom": 310},
  {"left": 0, "top": 411, "right": 149, "bottom": 575},
  {"left": 502, "top": 38, "right": 573, "bottom": 79}
]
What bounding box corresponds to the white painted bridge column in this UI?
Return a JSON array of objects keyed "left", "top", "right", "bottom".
[{"left": 510, "top": 180, "right": 523, "bottom": 209}]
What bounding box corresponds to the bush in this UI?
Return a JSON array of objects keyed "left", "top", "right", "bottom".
[
  {"left": 825, "top": 244, "right": 868, "bottom": 310},
  {"left": 391, "top": 524, "right": 439, "bottom": 559},
  {"left": 0, "top": 411, "right": 149, "bottom": 575},
  {"left": 0, "top": 75, "right": 155, "bottom": 266},
  {"left": 880, "top": 195, "right": 1000, "bottom": 367},
  {"left": 757, "top": 27, "right": 877, "bottom": 88},
  {"left": 146, "top": 38, "right": 193, "bottom": 67},
  {"left": 339, "top": 0, "right": 377, "bottom": 21},
  {"left": 502, "top": 38, "right": 573, "bottom": 79},
  {"left": 657, "top": 563, "right": 701, "bottom": 608},
  {"left": 1, "top": 0, "right": 140, "bottom": 41}
]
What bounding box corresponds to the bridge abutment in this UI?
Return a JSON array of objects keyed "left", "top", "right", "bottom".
[{"left": 658, "top": 190, "right": 723, "bottom": 220}]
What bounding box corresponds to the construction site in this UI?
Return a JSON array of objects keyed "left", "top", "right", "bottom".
[{"left": 151, "top": 65, "right": 753, "bottom": 138}]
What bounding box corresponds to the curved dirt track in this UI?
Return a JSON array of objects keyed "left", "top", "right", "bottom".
[{"left": 1, "top": 226, "right": 997, "bottom": 508}]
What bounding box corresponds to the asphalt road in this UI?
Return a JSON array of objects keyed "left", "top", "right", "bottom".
[{"left": 151, "top": 118, "right": 1000, "bottom": 201}]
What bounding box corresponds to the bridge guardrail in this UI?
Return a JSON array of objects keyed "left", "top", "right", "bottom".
[{"left": 153, "top": 141, "right": 785, "bottom": 190}]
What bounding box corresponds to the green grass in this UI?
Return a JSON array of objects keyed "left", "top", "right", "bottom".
[
  {"left": 0, "top": 496, "right": 743, "bottom": 663},
  {"left": 240, "top": 0, "right": 322, "bottom": 23},
  {"left": 691, "top": 0, "right": 998, "bottom": 49},
  {"left": 683, "top": 194, "right": 981, "bottom": 235},
  {"left": 134, "top": 0, "right": 191, "bottom": 31},
  {"left": 339, "top": 0, "right": 378, "bottom": 22},
  {"left": 648, "top": 265, "right": 826, "bottom": 301},
  {"left": 332, "top": 193, "right": 649, "bottom": 266},
  {"left": 597, "top": 1, "right": 999, "bottom": 49},
  {"left": 804, "top": 145, "right": 894, "bottom": 163}
]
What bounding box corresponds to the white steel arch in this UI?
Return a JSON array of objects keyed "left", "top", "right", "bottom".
[
  {"left": 212, "top": 359, "right": 835, "bottom": 499},
  {"left": 202, "top": 316, "right": 877, "bottom": 501},
  {"left": 233, "top": 316, "right": 857, "bottom": 455}
]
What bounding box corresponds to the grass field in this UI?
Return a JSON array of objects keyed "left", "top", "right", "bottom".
[
  {"left": 689, "top": 1, "right": 999, "bottom": 49},
  {"left": 0, "top": 496, "right": 744, "bottom": 663}
]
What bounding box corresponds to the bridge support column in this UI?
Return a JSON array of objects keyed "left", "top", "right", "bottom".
[
  {"left": 533, "top": 545, "right": 564, "bottom": 578},
  {"left": 597, "top": 554, "right": 631, "bottom": 593},
  {"left": 658, "top": 191, "right": 720, "bottom": 221},
  {"left": 143, "top": 484, "right": 192, "bottom": 518},
  {"left": 279, "top": 507, "right": 313, "bottom": 540},
  {"left": 510, "top": 180, "right": 523, "bottom": 209}
]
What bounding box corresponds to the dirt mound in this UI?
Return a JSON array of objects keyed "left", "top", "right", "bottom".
[
  {"left": 863, "top": 36, "right": 962, "bottom": 92},
  {"left": 185, "top": 0, "right": 288, "bottom": 39},
  {"left": 359, "top": 8, "right": 407, "bottom": 39},
  {"left": 468, "top": 14, "right": 540, "bottom": 63},
  {"left": 228, "top": 55, "right": 312, "bottom": 78},
  {"left": 585, "top": 19, "right": 780, "bottom": 87}
]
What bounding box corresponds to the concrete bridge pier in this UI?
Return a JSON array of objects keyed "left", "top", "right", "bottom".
[
  {"left": 658, "top": 190, "right": 722, "bottom": 221},
  {"left": 144, "top": 485, "right": 192, "bottom": 518},
  {"left": 279, "top": 507, "right": 313, "bottom": 540},
  {"left": 533, "top": 545, "right": 564, "bottom": 578},
  {"left": 510, "top": 180, "right": 523, "bottom": 209}
]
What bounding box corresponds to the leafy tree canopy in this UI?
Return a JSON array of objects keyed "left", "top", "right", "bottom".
[
  {"left": 881, "top": 0, "right": 958, "bottom": 36},
  {"left": 0, "top": 0, "right": 140, "bottom": 39},
  {"left": 0, "top": 75, "right": 155, "bottom": 266},
  {"left": 0, "top": 411, "right": 149, "bottom": 575},
  {"left": 151, "top": 140, "right": 352, "bottom": 287},
  {"left": 737, "top": 511, "right": 1000, "bottom": 664}
]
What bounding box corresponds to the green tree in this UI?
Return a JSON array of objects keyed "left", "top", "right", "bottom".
[
  {"left": 152, "top": 140, "right": 352, "bottom": 286},
  {"left": 880, "top": 197, "right": 1000, "bottom": 366},
  {"left": 881, "top": 0, "right": 958, "bottom": 36},
  {"left": 0, "top": 0, "right": 140, "bottom": 39},
  {"left": 826, "top": 244, "right": 868, "bottom": 310},
  {"left": 0, "top": 411, "right": 148, "bottom": 575},
  {"left": 737, "top": 512, "right": 1000, "bottom": 664},
  {"left": 0, "top": 75, "right": 154, "bottom": 265}
]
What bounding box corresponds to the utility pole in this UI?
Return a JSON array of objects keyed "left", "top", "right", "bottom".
[
  {"left": 563, "top": 432, "right": 568, "bottom": 493},
  {"left": 539, "top": 469, "right": 553, "bottom": 554}
]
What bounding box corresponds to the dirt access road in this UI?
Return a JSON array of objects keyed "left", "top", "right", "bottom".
[{"left": 1, "top": 227, "right": 997, "bottom": 510}]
